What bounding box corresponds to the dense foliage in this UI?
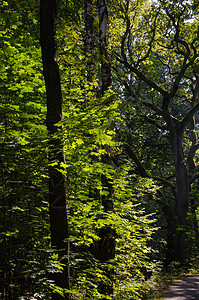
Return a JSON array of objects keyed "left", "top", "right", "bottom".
[{"left": 0, "top": 0, "right": 199, "bottom": 299}]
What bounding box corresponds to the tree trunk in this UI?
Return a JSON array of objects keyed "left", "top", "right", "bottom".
[
  {"left": 175, "top": 161, "right": 189, "bottom": 223},
  {"left": 40, "top": 0, "right": 70, "bottom": 298},
  {"left": 166, "top": 217, "right": 185, "bottom": 264},
  {"left": 173, "top": 163, "right": 188, "bottom": 263},
  {"left": 84, "top": 0, "right": 96, "bottom": 83},
  {"left": 165, "top": 132, "right": 189, "bottom": 264},
  {"left": 97, "top": 0, "right": 111, "bottom": 93}
]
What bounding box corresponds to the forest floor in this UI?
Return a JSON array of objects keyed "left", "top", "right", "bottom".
[{"left": 160, "top": 274, "right": 199, "bottom": 299}]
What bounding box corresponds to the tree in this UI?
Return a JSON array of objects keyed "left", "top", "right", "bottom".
[
  {"left": 3, "top": 0, "right": 199, "bottom": 298},
  {"left": 115, "top": 0, "right": 199, "bottom": 263},
  {"left": 40, "top": 0, "right": 70, "bottom": 298}
]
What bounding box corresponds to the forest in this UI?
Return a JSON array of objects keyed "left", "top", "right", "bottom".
[{"left": 0, "top": 0, "right": 199, "bottom": 299}]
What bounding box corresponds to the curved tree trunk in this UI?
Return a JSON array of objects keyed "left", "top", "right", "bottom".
[{"left": 40, "top": 0, "right": 70, "bottom": 299}]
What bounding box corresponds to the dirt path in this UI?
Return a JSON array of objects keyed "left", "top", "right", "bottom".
[{"left": 162, "top": 275, "right": 199, "bottom": 299}]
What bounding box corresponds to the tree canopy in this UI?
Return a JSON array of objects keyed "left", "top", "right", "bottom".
[{"left": 0, "top": 0, "right": 199, "bottom": 299}]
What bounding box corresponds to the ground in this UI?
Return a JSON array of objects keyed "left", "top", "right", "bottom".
[{"left": 161, "top": 275, "right": 199, "bottom": 299}]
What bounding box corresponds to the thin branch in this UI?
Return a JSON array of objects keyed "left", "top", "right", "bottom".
[
  {"left": 124, "top": 142, "right": 176, "bottom": 195},
  {"left": 167, "top": 61, "right": 193, "bottom": 99},
  {"left": 137, "top": 12, "right": 158, "bottom": 65},
  {"left": 120, "top": 18, "right": 168, "bottom": 97},
  {"left": 180, "top": 102, "right": 199, "bottom": 133},
  {"left": 156, "top": 54, "right": 179, "bottom": 76},
  {"left": 166, "top": 8, "right": 190, "bottom": 56},
  {"left": 161, "top": 8, "right": 196, "bottom": 107},
  {"left": 142, "top": 101, "right": 164, "bottom": 116},
  {"left": 190, "top": 30, "right": 199, "bottom": 57},
  {"left": 142, "top": 115, "right": 168, "bottom": 130},
  {"left": 152, "top": 176, "right": 176, "bottom": 196},
  {"left": 187, "top": 143, "right": 199, "bottom": 173},
  {"left": 123, "top": 80, "right": 137, "bottom": 98},
  {"left": 144, "top": 190, "right": 171, "bottom": 214},
  {"left": 189, "top": 172, "right": 199, "bottom": 185},
  {"left": 156, "top": 41, "right": 174, "bottom": 50},
  {"left": 124, "top": 142, "right": 148, "bottom": 177}
]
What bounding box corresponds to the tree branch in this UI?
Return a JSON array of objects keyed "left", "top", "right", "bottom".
[
  {"left": 189, "top": 172, "right": 199, "bottom": 185},
  {"left": 187, "top": 143, "right": 199, "bottom": 173},
  {"left": 124, "top": 142, "right": 148, "bottom": 177},
  {"left": 124, "top": 142, "right": 176, "bottom": 195},
  {"left": 180, "top": 102, "right": 199, "bottom": 133},
  {"left": 137, "top": 12, "right": 158, "bottom": 65},
  {"left": 120, "top": 18, "right": 168, "bottom": 97},
  {"left": 161, "top": 8, "right": 196, "bottom": 108},
  {"left": 142, "top": 115, "right": 168, "bottom": 130},
  {"left": 156, "top": 54, "right": 178, "bottom": 76},
  {"left": 142, "top": 101, "right": 164, "bottom": 116}
]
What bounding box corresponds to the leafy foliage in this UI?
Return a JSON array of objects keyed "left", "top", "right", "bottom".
[{"left": 1, "top": 0, "right": 199, "bottom": 299}]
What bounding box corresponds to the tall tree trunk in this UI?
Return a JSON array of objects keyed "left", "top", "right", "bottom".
[
  {"left": 40, "top": 1, "right": 70, "bottom": 299},
  {"left": 174, "top": 143, "right": 189, "bottom": 261},
  {"left": 97, "top": 0, "right": 112, "bottom": 93},
  {"left": 165, "top": 131, "right": 189, "bottom": 264},
  {"left": 84, "top": 0, "right": 96, "bottom": 83},
  {"left": 166, "top": 217, "right": 185, "bottom": 264}
]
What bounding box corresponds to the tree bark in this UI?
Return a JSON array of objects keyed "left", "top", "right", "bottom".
[
  {"left": 170, "top": 129, "right": 189, "bottom": 223},
  {"left": 84, "top": 0, "right": 96, "bottom": 83},
  {"left": 40, "top": 0, "right": 70, "bottom": 299},
  {"left": 164, "top": 116, "right": 189, "bottom": 263},
  {"left": 166, "top": 217, "right": 185, "bottom": 264},
  {"left": 97, "top": 0, "right": 111, "bottom": 93}
]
